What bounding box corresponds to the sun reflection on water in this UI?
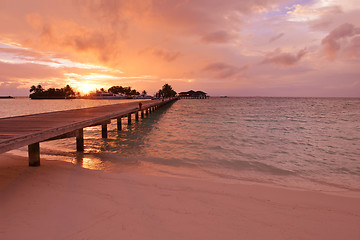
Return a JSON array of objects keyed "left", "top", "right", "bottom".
[{"left": 72, "top": 154, "right": 106, "bottom": 170}]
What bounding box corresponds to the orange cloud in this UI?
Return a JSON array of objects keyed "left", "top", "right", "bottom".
[{"left": 0, "top": 0, "right": 360, "bottom": 97}]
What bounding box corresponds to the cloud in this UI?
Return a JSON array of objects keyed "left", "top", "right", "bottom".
[
  {"left": 0, "top": 60, "right": 62, "bottom": 79},
  {"left": 202, "top": 62, "right": 248, "bottom": 79},
  {"left": 345, "top": 36, "right": 360, "bottom": 58},
  {"left": 201, "top": 30, "right": 236, "bottom": 43},
  {"left": 321, "top": 23, "right": 360, "bottom": 60},
  {"left": 138, "top": 47, "right": 180, "bottom": 62},
  {"left": 0, "top": 80, "right": 26, "bottom": 96},
  {"left": 152, "top": 48, "right": 180, "bottom": 62},
  {"left": 0, "top": 45, "right": 46, "bottom": 61},
  {"left": 261, "top": 48, "right": 307, "bottom": 66},
  {"left": 0, "top": 61, "right": 65, "bottom": 95},
  {"left": 1, "top": 0, "right": 360, "bottom": 97},
  {"left": 269, "top": 33, "right": 284, "bottom": 43}
]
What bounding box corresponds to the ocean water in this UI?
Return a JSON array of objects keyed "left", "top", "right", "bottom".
[{"left": 1, "top": 97, "right": 360, "bottom": 194}]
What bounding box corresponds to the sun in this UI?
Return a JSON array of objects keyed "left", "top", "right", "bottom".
[{"left": 78, "top": 83, "right": 97, "bottom": 95}]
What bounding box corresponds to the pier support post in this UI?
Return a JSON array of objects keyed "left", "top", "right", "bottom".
[
  {"left": 141, "top": 110, "right": 144, "bottom": 118},
  {"left": 128, "top": 113, "right": 132, "bottom": 125},
  {"left": 102, "top": 124, "right": 108, "bottom": 138},
  {"left": 117, "top": 117, "right": 122, "bottom": 131},
  {"left": 76, "top": 129, "right": 84, "bottom": 152},
  {"left": 135, "top": 112, "right": 139, "bottom": 121},
  {"left": 149, "top": 107, "right": 152, "bottom": 114},
  {"left": 28, "top": 142, "right": 40, "bottom": 166},
  {"left": 146, "top": 108, "right": 149, "bottom": 116}
]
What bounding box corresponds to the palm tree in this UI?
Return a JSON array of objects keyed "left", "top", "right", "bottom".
[
  {"left": 29, "top": 85, "right": 36, "bottom": 93},
  {"left": 63, "top": 85, "right": 75, "bottom": 97},
  {"left": 142, "top": 90, "right": 147, "bottom": 96},
  {"left": 29, "top": 85, "right": 44, "bottom": 93},
  {"left": 160, "top": 83, "right": 176, "bottom": 98},
  {"left": 36, "top": 85, "right": 44, "bottom": 92}
]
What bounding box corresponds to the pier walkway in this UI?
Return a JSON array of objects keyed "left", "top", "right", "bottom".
[{"left": 0, "top": 98, "right": 177, "bottom": 166}]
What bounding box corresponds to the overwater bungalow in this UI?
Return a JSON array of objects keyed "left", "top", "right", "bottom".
[{"left": 178, "top": 90, "right": 208, "bottom": 99}]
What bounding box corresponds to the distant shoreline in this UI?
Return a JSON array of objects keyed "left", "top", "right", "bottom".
[{"left": 2, "top": 95, "right": 360, "bottom": 99}]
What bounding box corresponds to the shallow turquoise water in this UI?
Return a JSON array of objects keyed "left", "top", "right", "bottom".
[{"left": 2, "top": 97, "right": 360, "bottom": 193}]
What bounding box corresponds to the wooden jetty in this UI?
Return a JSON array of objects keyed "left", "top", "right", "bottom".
[{"left": 0, "top": 98, "right": 177, "bottom": 166}]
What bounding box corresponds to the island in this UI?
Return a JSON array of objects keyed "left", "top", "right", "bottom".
[{"left": 29, "top": 85, "right": 76, "bottom": 99}]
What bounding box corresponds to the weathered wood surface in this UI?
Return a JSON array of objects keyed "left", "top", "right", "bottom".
[{"left": 0, "top": 99, "right": 175, "bottom": 154}]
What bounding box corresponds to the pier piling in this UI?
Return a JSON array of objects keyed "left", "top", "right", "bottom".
[
  {"left": 117, "top": 117, "right": 122, "bottom": 131},
  {"left": 28, "top": 142, "right": 40, "bottom": 166},
  {"left": 102, "top": 124, "right": 108, "bottom": 138},
  {"left": 76, "top": 129, "right": 84, "bottom": 152},
  {"left": 0, "top": 98, "right": 178, "bottom": 166}
]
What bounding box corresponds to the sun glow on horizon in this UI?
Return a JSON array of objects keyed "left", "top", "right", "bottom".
[{"left": 77, "top": 83, "right": 98, "bottom": 95}]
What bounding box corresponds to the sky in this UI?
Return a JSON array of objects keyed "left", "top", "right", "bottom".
[{"left": 0, "top": 0, "right": 359, "bottom": 97}]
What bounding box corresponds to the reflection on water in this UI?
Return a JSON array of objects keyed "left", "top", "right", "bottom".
[
  {"left": 73, "top": 152, "right": 106, "bottom": 170},
  {"left": 3, "top": 97, "right": 360, "bottom": 193},
  {"left": 54, "top": 101, "right": 176, "bottom": 171}
]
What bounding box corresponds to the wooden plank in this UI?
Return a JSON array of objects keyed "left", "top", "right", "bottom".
[{"left": 0, "top": 98, "right": 178, "bottom": 155}]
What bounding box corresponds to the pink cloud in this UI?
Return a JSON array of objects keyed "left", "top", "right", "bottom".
[
  {"left": 321, "top": 23, "right": 360, "bottom": 60},
  {"left": 201, "top": 30, "right": 236, "bottom": 43},
  {"left": 203, "top": 62, "right": 248, "bottom": 79},
  {"left": 345, "top": 36, "right": 360, "bottom": 58},
  {"left": 0, "top": 81, "right": 25, "bottom": 96},
  {"left": 0, "top": 61, "right": 62, "bottom": 79},
  {"left": 269, "top": 33, "right": 284, "bottom": 43},
  {"left": 0, "top": 60, "right": 65, "bottom": 95},
  {"left": 0, "top": 0, "right": 359, "bottom": 97},
  {"left": 261, "top": 49, "right": 307, "bottom": 66}
]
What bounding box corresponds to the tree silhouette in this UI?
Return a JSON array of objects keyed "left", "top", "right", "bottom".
[
  {"left": 160, "top": 83, "right": 176, "bottom": 98},
  {"left": 108, "top": 86, "right": 125, "bottom": 94},
  {"left": 30, "top": 85, "right": 44, "bottom": 93},
  {"left": 29, "top": 85, "right": 36, "bottom": 93},
  {"left": 29, "top": 85, "right": 75, "bottom": 99}
]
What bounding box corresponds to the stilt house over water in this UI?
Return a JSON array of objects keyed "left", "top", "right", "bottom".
[{"left": 178, "top": 90, "right": 208, "bottom": 99}]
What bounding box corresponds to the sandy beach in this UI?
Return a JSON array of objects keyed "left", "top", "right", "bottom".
[{"left": 1, "top": 153, "right": 359, "bottom": 240}]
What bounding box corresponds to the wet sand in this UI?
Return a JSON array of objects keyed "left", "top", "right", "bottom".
[{"left": 1, "top": 153, "right": 359, "bottom": 240}]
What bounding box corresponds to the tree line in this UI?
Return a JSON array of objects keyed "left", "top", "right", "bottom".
[
  {"left": 157, "top": 83, "right": 176, "bottom": 98},
  {"left": 29, "top": 85, "right": 75, "bottom": 99},
  {"left": 108, "top": 84, "right": 176, "bottom": 98},
  {"left": 29, "top": 83, "right": 177, "bottom": 99},
  {"left": 107, "top": 86, "right": 141, "bottom": 96}
]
